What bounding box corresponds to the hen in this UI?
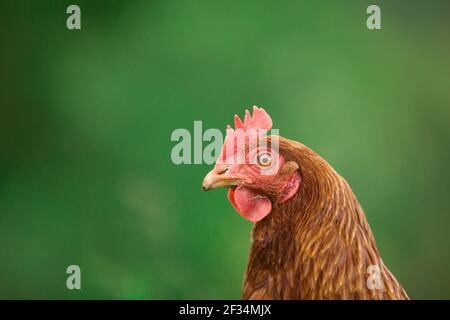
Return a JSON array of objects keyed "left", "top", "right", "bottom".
[{"left": 202, "top": 106, "right": 409, "bottom": 300}]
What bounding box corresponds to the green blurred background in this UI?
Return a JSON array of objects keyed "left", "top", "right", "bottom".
[{"left": 1, "top": 0, "right": 449, "bottom": 299}]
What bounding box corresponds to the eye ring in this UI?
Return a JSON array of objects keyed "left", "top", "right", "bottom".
[{"left": 257, "top": 152, "right": 272, "bottom": 167}]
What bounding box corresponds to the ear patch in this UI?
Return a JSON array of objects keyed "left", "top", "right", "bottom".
[{"left": 279, "top": 172, "right": 301, "bottom": 203}]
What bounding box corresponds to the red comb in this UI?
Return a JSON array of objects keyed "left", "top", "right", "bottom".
[{"left": 217, "top": 106, "right": 272, "bottom": 164}]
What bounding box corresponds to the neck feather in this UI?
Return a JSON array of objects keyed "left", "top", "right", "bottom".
[{"left": 243, "top": 138, "right": 408, "bottom": 299}]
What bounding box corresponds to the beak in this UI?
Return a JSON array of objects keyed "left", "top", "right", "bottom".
[{"left": 202, "top": 165, "right": 239, "bottom": 191}]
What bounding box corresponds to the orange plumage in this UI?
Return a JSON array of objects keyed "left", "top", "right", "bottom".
[
  {"left": 242, "top": 137, "right": 408, "bottom": 299},
  {"left": 202, "top": 107, "right": 408, "bottom": 300}
]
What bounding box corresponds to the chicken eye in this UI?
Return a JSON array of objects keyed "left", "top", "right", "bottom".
[{"left": 257, "top": 153, "right": 272, "bottom": 167}]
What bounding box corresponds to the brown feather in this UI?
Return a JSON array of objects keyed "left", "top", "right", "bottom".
[{"left": 242, "top": 137, "right": 409, "bottom": 300}]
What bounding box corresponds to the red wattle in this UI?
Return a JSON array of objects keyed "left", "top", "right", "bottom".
[{"left": 227, "top": 186, "right": 272, "bottom": 222}]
